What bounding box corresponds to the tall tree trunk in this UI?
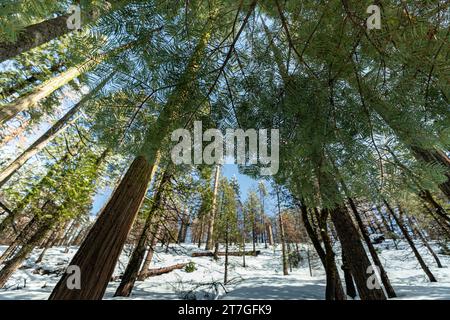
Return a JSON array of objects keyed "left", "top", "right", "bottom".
[
  {"left": 0, "top": 73, "right": 114, "bottom": 187},
  {"left": 418, "top": 190, "right": 450, "bottom": 224},
  {"left": 316, "top": 159, "right": 386, "bottom": 300},
  {"left": 318, "top": 211, "right": 336, "bottom": 299},
  {"left": 177, "top": 208, "right": 189, "bottom": 244},
  {"left": 266, "top": 221, "right": 274, "bottom": 246},
  {"left": 406, "top": 215, "right": 443, "bottom": 268},
  {"left": 197, "top": 216, "right": 204, "bottom": 248},
  {"left": 0, "top": 1, "right": 124, "bottom": 63},
  {"left": 50, "top": 22, "right": 209, "bottom": 298},
  {"left": 384, "top": 200, "right": 437, "bottom": 282},
  {"left": 0, "top": 39, "right": 136, "bottom": 125},
  {"left": 205, "top": 165, "right": 221, "bottom": 250},
  {"left": 0, "top": 60, "right": 94, "bottom": 124},
  {"left": 376, "top": 205, "right": 393, "bottom": 234},
  {"left": 0, "top": 215, "right": 39, "bottom": 265},
  {"left": 424, "top": 204, "right": 450, "bottom": 239},
  {"left": 138, "top": 222, "right": 162, "bottom": 280},
  {"left": 0, "top": 219, "right": 54, "bottom": 288},
  {"left": 224, "top": 221, "right": 229, "bottom": 285},
  {"left": 276, "top": 189, "right": 288, "bottom": 276},
  {"left": 0, "top": 15, "right": 73, "bottom": 63},
  {"left": 341, "top": 249, "right": 357, "bottom": 299},
  {"left": 344, "top": 196, "right": 396, "bottom": 298},
  {"left": 299, "top": 203, "right": 345, "bottom": 300},
  {"left": 114, "top": 168, "right": 168, "bottom": 298},
  {"left": 0, "top": 145, "right": 80, "bottom": 236},
  {"left": 48, "top": 155, "right": 157, "bottom": 300},
  {"left": 329, "top": 205, "right": 387, "bottom": 300},
  {"left": 0, "top": 61, "right": 65, "bottom": 100},
  {"left": 412, "top": 148, "right": 450, "bottom": 200},
  {"left": 252, "top": 215, "right": 257, "bottom": 255}
]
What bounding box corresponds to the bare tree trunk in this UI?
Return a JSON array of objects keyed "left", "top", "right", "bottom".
[
  {"left": 347, "top": 197, "right": 397, "bottom": 298},
  {"left": 376, "top": 205, "right": 393, "bottom": 234},
  {"left": 0, "top": 1, "right": 124, "bottom": 62},
  {"left": 49, "top": 155, "right": 157, "bottom": 300},
  {"left": 266, "top": 221, "right": 274, "bottom": 245},
  {"left": 197, "top": 216, "right": 204, "bottom": 248},
  {"left": 384, "top": 201, "right": 437, "bottom": 282},
  {"left": 341, "top": 250, "right": 357, "bottom": 299},
  {"left": 35, "top": 227, "right": 58, "bottom": 264},
  {"left": 138, "top": 223, "right": 162, "bottom": 280},
  {"left": 300, "top": 204, "right": 345, "bottom": 300},
  {"left": 276, "top": 189, "right": 288, "bottom": 276},
  {"left": 0, "top": 220, "right": 53, "bottom": 288},
  {"left": 139, "top": 263, "right": 187, "bottom": 279},
  {"left": 114, "top": 168, "right": 168, "bottom": 298},
  {"left": 0, "top": 15, "right": 72, "bottom": 63},
  {"left": 407, "top": 215, "right": 443, "bottom": 268},
  {"left": 205, "top": 165, "right": 220, "bottom": 250},
  {"left": 252, "top": 215, "right": 257, "bottom": 255},
  {"left": 317, "top": 209, "right": 341, "bottom": 300},
  {"left": 329, "top": 205, "right": 387, "bottom": 300},
  {"left": 411, "top": 147, "right": 450, "bottom": 200},
  {"left": 419, "top": 190, "right": 450, "bottom": 224},
  {"left": 213, "top": 242, "right": 220, "bottom": 260},
  {"left": 306, "top": 247, "right": 313, "bottom": 277},
  {"left": 0, "top": 73, "right": 113, "bottom": 187},
  {"left": 224, "top": 222, "right": 229, "bottom": 285},
  {"left": 0, "top": 60, "right": 95, "bottom": 125},
  {"left": 0, "top": 215, "right": 39, "bottom": 265}
]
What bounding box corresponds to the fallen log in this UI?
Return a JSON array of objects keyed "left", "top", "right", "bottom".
[
  {"left": 192, "top": 250, "right": 260, "bottom": 257},
  {"left": 139, "top": 263, "right": 188, "bottom": 279}
]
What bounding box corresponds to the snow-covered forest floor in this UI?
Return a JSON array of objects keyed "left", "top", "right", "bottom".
[{"left": 0, "top": 240, "right": 449, "bottom": 300}]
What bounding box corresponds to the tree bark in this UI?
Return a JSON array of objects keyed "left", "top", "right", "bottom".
[
  {"left": 299, "top": 204, "right": 345, "bottom": 300},
  {"left": 0, "top": 219, "right": 53, "bottom": 288},
  {"left": 205, "top": 165, "right": 221, "bottom": 250},
  {"left": 0, "top": 60, "right": 95, "bottom": 125},
  {"left": 48, "top": 155, "right": 156, "bottom": 300},
  {"left": 329, "top": 205, "right": 387, "bottom": 300},
  {"left": 276, "top": 189, "right": 288, "bottom": 276},
  {"left": 114, "top": 167, "right": 168, "bottom": 298},
  {"left": 0, "top": 73, "right": 113, "bottom": 187},
  {"left": 138, "top": 223, "right": 162, "bottom": 280},
  {"left": 341, "top": 250, "right": 357, "bottom": 299},
  {"left": 191, "top": 250, "right": 260, "bottom": 257},
  {"left": 384, "top": 201, "right": 437, "bottom": 282},
  {"left": 266, "top": 221, "right": 274, "bottom": 245},
  {"left": 0, "top": 15, "right": 72, "bottom": 63},
  {"left": 0, "top": 0, "right": 124, "bottom": 62},
  {"left": 197, "top": 216, "right": 204, "bottom": 248},
  {"left": 406, "top": 215, "right": 443, "bottom": 268},
  {"left": 347, "top": 197, "right": 397, "bottom": 298},
  {"left": 418, "top": 190, "right": 450, "bottom": 224},
  {"left": 138, "top": 263, "right": 187, "bottom": 279},
  {"left": 224, "top": 221, "right": 229, "bottom": 284}
]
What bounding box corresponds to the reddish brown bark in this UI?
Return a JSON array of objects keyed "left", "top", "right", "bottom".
[{"left": 48, "top": 155, "right": 156, "bottom": 300}]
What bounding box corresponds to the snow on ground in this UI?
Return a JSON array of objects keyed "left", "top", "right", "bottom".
[{"left": 0, "top": 240, "right": 449, "bottom": 300}]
